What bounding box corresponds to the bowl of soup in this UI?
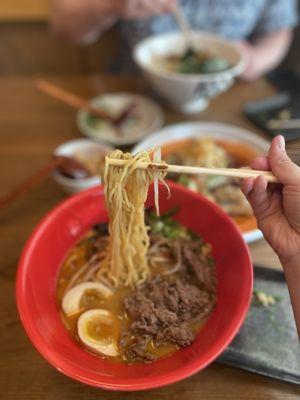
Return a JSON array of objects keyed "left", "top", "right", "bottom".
[
  {"left": 16, "top": 181, "right": 252, "bottom": 390},
  {"left": 133, "top": 31, "right": 245, "bottom": 114}
]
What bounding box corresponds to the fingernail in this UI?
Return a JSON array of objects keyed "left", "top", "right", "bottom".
[{"left": 276, "top": 135, "right": 285, "bottom": 151}]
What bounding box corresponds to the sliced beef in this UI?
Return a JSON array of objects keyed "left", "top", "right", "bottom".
[
  {"left": 121, "top": 276, "right": 216, "bottom": 361},
  {"left": 124, "top": 335, "right": 156, "bottom": 362},
  {"left": 181, "top": 240, "right": 216, "bottom": 293},
  {"left": 159, "top": 323, "right": 195, "bottom": 347}
]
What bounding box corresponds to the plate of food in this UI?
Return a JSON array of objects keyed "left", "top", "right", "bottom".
[
  {"left": 133, "top": 122, "right": 270, "bottom": 243},
  {"left": 17, "top": 149, "right": 252, "bottom": 391},
  {"left": 77, "top": 93, "right": 164, "bottom": 145}
]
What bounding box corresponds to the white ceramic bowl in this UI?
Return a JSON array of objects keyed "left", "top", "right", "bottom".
[
  {"left": 133, "top": 31, "right": 245, "bottom": 114},
  {"left": 53, "top": 139, "right": 112, "bottom": 195},
  {"left": 133, "top": 121, "right": 270, "bottom": 243}
]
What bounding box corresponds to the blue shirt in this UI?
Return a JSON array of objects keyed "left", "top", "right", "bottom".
[{"left": 112, "top": 0, "right": 298, "bottom": 72}]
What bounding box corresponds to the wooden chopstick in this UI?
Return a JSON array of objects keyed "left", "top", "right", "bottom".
[
  {"left": 108, "top": 159, "right": 279, "bottom": 183},
  {"left": 35, "top": 79, "right": 134, "bottom": 126},
  {"left": 36, "top": 79, "right": 110, "bottom": 119},
  {"left": 0, "top": 159, "right": 59, "bottom": 211},
  {"left": 173, "top": 2, "right": 194, "bottom": 50},
  {"left": 0, "top": 156, "right": 93, "bottom": 211}
]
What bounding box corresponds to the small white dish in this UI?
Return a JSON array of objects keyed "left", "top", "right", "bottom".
[
  {"left": 77, "top": 93, "right": 164, "bottom": 146},
  {"left": 53, "top": 139, "right": 112, "bottom": 195},
  {"left": 133, "top": 31, "right": 245, "bottom": 114},
  {"left": 133, "top": 121, "right": 270, "bottom": 243}
]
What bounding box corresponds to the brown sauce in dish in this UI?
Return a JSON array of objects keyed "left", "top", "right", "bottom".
[{"left": 161, "top": 138, "right": 259, "bottom": 232}]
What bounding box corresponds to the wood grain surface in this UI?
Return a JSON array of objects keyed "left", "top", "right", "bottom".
[
  {"left": 0, "top": 0, "right": 50, "bottom": 21},
  {"left": 0, "top": 23, "right": 119, "bottom": 75},
  {"left": 1, "top": 75, "right": 299, "bottom": 399}
]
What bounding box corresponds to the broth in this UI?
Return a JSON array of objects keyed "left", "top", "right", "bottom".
[{"left": 156, "top": 49, "right": 230, "bottom": 75}]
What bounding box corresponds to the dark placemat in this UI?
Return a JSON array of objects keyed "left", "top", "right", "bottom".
[
  {"left": 245, "top": 93, "right": 300, "bottom": 142},
  {"left": 218, "top": 265, "right": 300, "bottom": 385}
]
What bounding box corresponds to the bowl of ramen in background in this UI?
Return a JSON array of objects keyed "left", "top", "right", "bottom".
[
  {"left": 16, "top": 182, "right": 252, "bottom": 391},
  {"left": 133, "top": 31, "right": 245, "bottom": 114},
  {"left": 133, "top": 121, "right": 270, "bottom": 243}
]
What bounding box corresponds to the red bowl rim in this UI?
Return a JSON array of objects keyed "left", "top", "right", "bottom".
[{"left": 16, "top": 182, "right": 253, "bottom": 391}]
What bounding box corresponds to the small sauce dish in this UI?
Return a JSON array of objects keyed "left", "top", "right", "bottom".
[{"left": 53, "top": 139, "right": 113, "bottom": 194}]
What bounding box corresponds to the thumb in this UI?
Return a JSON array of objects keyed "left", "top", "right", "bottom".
[{"left": 269, "top": 135, "right": 300, "bottom": 185}]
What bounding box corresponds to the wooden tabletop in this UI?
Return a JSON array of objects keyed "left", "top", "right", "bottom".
[{"left": 1, "top": 75, "right": 299, "bottom": 399}]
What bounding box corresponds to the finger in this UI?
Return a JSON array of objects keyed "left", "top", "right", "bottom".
[
  {"left": 251, "top": 175, "right": 268, "bottom": 197},
  {"left": 269, "top": 135, "right": 300, "bottom": 185},
  {"left": 247, "top": 175, "right": 270, "bottom": 216},
  {"left": 141, "top": 0, "right": 174, "bottom": 14},
  {"left": 241, "top": 177, "right": 254, "bottom": 196},
  {"left": 157, "top": 0, "right": 176, "bottom": 12},
  {"left": 124, "top": 0, "right": 175, "bottom": 18},
  {"left": 250, "top": 155, "right": 270, "bottom": 171},
  {"left": 122, "top": 1, "right": 155, "bottom": 18}
]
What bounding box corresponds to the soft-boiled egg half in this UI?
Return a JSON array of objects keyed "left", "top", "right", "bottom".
[
  {"left": 62, "top": 282, "right": 113, "bottom": 317},
  {"left": 62, "top": 282, "right": 119, "bottom": 357},
  {"left": 77, "top": 309, "right": 119, "bottom": 357}
]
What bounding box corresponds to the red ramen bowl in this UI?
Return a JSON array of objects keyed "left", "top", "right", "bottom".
[{"left": 16, "top": 182, "right": 252, "bottom": 391}]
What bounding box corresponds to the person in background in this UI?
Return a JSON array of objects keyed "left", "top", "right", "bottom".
[
  {"left": 51, "top": 0, "right": 298, "bottom": 79},
  {"left": 242, "top": 135, "right": 300, "bottom": 336}
]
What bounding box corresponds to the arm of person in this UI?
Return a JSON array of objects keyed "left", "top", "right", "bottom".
[
  {"left": 50, "top": 0, "right": 175, "bottom": 44},
  {"left": 242, "top": 135, "right": 300, "bottom": 335},
  {"left": 238, "top": 29, "right": 293, "bottom": 81},
  {"left": 237, "top": 0, "right": 297, "bottom": 80},
  {"left": 282, "top": 256, "right": 300, "bottom": 337}
]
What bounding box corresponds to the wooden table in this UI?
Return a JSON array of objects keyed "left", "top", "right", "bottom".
[{"left": 1, "top": 75, "right": 299, "bottom": 399}]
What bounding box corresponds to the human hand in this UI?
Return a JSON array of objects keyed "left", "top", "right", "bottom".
[
  {"left": 237, "top": 30, "right": 293, "bottom": 82},
  {"left": 120, "top": 0, "right": 176, "bottom": 20},
  {"left": 50, "top": 0, "right": 176, "bottom": 43},
  {"left": 236, "top": 41, "right": 260, "bottom": 81},
  {"left": 51, "top": 0, "right": 121, "bottom": 43},
  {"left": 241, "top": 135, "right": 300, "bottom": 264}
]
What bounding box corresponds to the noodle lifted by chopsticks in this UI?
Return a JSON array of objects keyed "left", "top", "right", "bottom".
[{"left": 97, "top": 149, "right": 167, "bottom": 288}]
